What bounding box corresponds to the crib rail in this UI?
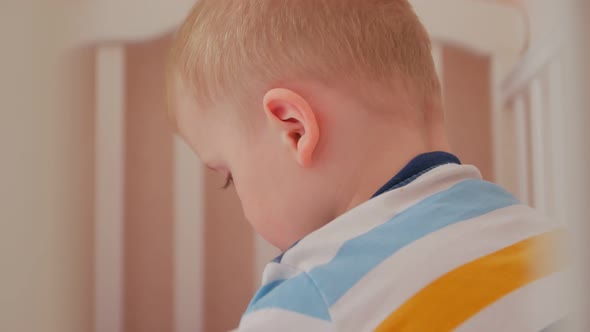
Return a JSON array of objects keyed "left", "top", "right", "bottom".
[{"left": 497, "top": 40, "right": 564, "bottom": 220}]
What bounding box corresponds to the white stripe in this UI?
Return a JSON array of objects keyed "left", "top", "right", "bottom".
[
  {"left": 95, "top": 45, "right": 124, "bottom": 332},
  {"left": 237, "top": 309, "right": 334, "bottom": 332},
  {"left": 280, "top": 164, "right": 482, "bottom": 271},
  {"left": 328, "top": 204, "right": 555, "bottom": 332},
  {"left": 456, "top": 271, "right": 570, "bottom": 332},
  {"left": 260, "top": 262, "right": 304, "bottom": 286},
  {"left": 174, "top": 138, "right": 203, "bottom": 332}
]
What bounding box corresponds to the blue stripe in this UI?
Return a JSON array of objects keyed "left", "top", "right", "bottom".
[
  {"left": 247, "top": 279, "right": 285, "bottom": 307},
  {"left": 246, "top": 273, "right": 332, "bottom": 321},
  {"left": 309, "top": 179, "right": 520, "bottom": 305},
  {"left": 245, "top": 179, "right": 519, "bottom": 320}
]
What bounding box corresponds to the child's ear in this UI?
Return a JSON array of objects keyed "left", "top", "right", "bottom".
[{"left": 263, "top": 88, "right": 320, "bottom": 167}]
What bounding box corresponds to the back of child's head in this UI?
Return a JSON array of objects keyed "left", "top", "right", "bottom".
[
  {"left": 168, "top": 0, "right": 440, "bottom": 117},
  {"left": 168, "top": 0, "right": 446, "bottom": 249}
]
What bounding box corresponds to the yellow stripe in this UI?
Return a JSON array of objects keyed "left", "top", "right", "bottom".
[{"left": 375, "top": 230, "right": 564, "bottom": 332}]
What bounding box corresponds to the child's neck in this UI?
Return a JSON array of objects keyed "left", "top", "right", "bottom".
[{"left": 338, "top": 120, "right": 450, "bottom": 218}]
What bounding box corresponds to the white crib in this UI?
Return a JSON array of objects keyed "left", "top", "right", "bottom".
[
  {"left": 70, "top": 1, "right": 566, "bottom": 331},
  {"left": 499, "top": 40, "right": 565, "bottom": 220}
]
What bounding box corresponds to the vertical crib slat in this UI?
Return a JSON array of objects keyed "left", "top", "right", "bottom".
[
  {"left": 174, "top": 138, "right": 204, "bottom": 332},
  {"left": 529, "top": 79, "right": 546, "bottom": 213},
  {"left": 491, "top": 56, "right": 517, "bottom": 190},
  {"left": 548, "top": 60, "right": 565, "bottom": 222},
  {"left": 95, "top": 45, "right": 125, "bottom": 332},
  {"left": 513, "top": 95, "right": 530, "bottom": 204}
]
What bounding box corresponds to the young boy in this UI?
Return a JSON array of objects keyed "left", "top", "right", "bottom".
[{"left": 167, "top": 0, "right": 566, "bottom": 330}]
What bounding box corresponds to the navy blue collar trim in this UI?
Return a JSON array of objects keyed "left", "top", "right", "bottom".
[
  {"left": 272, "top": 241, "right": 298, "bottom": 263},
  {"left": 273, "top": 151, "right": 460, "bottom": 264},
  {"left": 371, "top": 151, "right": 461, "bottom": 198}
]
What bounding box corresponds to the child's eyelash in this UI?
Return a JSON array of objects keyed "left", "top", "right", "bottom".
[{"left": 221, "top": 174, "right": 234, "bottom": 189}]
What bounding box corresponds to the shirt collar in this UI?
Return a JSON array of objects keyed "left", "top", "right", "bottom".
[
  {"left": 371, "top": 151, "right": 461, "bottom": 198},
  {"left": 273, "top": 151, "right": 461, "bottom": 263}
]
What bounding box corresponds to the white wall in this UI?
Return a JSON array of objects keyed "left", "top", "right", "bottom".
[
  {"left": 561, "top": 1, "right": 590, "bottom": 329},
  {"left": 0, "top": 1, "right": 94, "bottom": 332}
]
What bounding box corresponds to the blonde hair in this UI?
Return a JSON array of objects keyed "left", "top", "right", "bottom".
[{"left": 168, "top": 0, "right": 440, "bottom": 119}]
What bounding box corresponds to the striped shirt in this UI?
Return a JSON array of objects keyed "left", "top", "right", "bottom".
[{"left": 238, "top": 157, "right": 567, "bottom": 331}]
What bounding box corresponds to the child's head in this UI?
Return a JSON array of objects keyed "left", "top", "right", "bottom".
[{"left": 168, "top": 0, "right": 445, "bottom": 250}]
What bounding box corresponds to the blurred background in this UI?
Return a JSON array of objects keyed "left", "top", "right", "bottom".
[{"left": 1, "top": 0, "right": 588, "bottom": 332}]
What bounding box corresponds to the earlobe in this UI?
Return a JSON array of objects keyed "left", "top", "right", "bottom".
[{"left": 263, "top": 88, "right": 320, "bottom": 167}]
